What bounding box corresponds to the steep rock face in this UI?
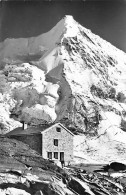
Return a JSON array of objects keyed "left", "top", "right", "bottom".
[{"left": 1, "top": 15, "right": 126, "bottom": 148}]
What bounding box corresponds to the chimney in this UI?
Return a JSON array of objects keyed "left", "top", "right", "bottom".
[{"left": 22, "top": 122, "right": 27, "bottom": 130}]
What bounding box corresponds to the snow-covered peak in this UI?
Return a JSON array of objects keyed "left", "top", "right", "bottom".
[
  {"left": 63, "top": 15, "right": 80, "bottom": 37},
  {"left": 29, "top": 15, "right": 79, "bottom": 51},
  {"left": 64, "top": 15, "right": 74, "bottom": 22},
  {"left": 0, "top": 16, "right": 78, "bottom": 65},
  {"left": 1, "top": 16, "right": 126, "bottom": 163},
  {"left": 64, "top": 15, "right": 77, "bottom": 29}
]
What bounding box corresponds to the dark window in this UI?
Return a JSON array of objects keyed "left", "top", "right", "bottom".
[
  {"left": 56, "top": 127, "right": 61, "bottom": 132},
  {"left": 60, "top": 152, "right": 64, "bottom": 162},
  {"left": 54, "top": 139, "right": 58, "bottom": 146},
  {"left": 47, "top": 152, "right": 52, "bottom": 159},
  {"left": 54, "top": 152, "right": 58, "bottom": 159}
]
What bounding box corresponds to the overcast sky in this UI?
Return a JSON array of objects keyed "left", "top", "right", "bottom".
[{"left": 0, "top": 1, "right": 126, "bottom": 52}]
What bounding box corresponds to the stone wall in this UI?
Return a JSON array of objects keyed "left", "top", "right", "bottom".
[
  {"left": 9, "top": 134, "right": 42, "bottom": 155},
  {"left": 42, "top": 124, "right": 73, "bottom": 164}
]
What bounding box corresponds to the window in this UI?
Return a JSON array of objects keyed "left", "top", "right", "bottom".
[
  {"left": 47, "top": 152, "right": 52, "bottom": 159},
  {"left": 54, "top": 139, "right": 58, "bottom": 146},
  {"left": 54, "top": 152, "right": 58, "bottom": 159},
  {"left": 56, "top": 127, "right": 61, "bottom": 132}
]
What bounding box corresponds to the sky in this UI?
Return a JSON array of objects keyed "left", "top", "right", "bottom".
[{"left": 0, "top": 1, "right": 126, "bottom": 52}]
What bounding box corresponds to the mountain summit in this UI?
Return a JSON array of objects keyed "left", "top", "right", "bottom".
[
  {"left": 1, "top": 15, "right": 126, "bottom": 163},
  {"left": 0, "top": 15, "right": 77, "bottom": 66}
]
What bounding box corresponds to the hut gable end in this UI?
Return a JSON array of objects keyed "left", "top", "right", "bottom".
[
  {"left": 41, "top": 123, "right": 74, "bottom": 163},
  {"left": 41, "top": 123, "right": 74, "bottom": 136}
]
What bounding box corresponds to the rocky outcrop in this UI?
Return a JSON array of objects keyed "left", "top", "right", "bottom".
[
  {"left": 0, "top": 137, "right": 126, "bottom": 195},
  {"left": 0, "top": 137, "right": 71, "bottom": 195}
]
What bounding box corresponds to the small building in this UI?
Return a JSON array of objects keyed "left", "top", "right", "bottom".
[{"left": 6, "top": 123, "right": 74, "bottom": 165}]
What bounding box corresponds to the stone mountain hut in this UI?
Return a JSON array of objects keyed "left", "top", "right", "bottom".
[{"left": 6, "top": 123, "right": 74, "bottom": 165}]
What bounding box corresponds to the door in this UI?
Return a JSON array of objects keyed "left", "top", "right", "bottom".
[
  {"left": 60, "top": 152, "right": 64, "bottom": 162},
  {"left": 47, "top": 152, "right": 52, "bottom": 159}
]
